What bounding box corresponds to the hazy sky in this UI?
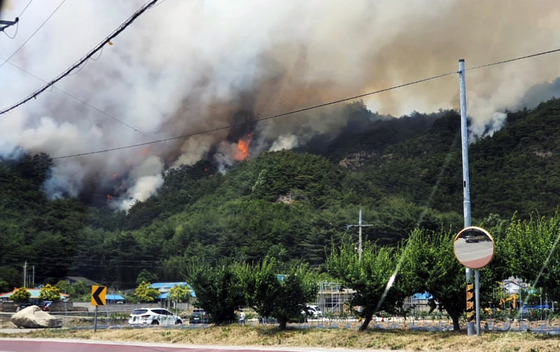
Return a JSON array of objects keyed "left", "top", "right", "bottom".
[{"left": 1, "top": 0, "right": 559, "bottom": 208}]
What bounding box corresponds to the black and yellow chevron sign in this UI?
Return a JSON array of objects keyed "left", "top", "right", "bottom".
[{"left": 91, "top": 285, "right": 107, "bottom": 306}]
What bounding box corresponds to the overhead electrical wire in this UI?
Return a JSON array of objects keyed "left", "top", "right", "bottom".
[
  {"left": 0, "top": 58, "right": 149, "bottom": 135},
  {"left": 1, "top": 6, "right": 559, "bottom": 160},
  {"left": 466, "top": 48, "right": 560, "bottom": 71},
  {"left": 50, "top": 46, "right": 560, "bottom": 160},
  {"left": 51, "top": 71, "right": 458, "bottom": 159},
  {"left": 0, "top": 0, "right": 160, "bottom": 116},
  {"left": 17, "top": 0, "right": 36, "bottom": 18}
]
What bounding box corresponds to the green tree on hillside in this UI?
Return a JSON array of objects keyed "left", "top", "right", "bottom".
[
  {"left": 136, "top": 269, "right": 157, "bottom": 286},
  {"left": 0, "top": 266, "right": 19, "bottom": 292}
]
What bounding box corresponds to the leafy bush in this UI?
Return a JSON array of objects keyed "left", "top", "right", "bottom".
[
  {"left": 168, "top": 284, "right": 191, "bottom": 303},
  {"left": 134, "top": 281, "right": 159, "bottom": 302},
  {"left": 40, "top": 284, "right": 61, "bottom": 301},
  {"left": 11, "top": 287, "right": 31, "bottom": 303}
]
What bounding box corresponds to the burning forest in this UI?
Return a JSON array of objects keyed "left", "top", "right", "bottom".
[{"left": 0, "top": 0, "right": 559, "bottom": 210}]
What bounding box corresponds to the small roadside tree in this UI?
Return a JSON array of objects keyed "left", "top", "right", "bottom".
[
  {"left": 327, "top": 238, "right": 409, "bottom": 331},
  {"left": 500, "top": 214, "right": 560, "bottom": 301},
  {"left": 55, "top": 280, "right": 73, "bottom": 296},
  {"left": 186, "top": 261, "right": 245, "bottom": 325},
  {"left": 168, "top": 284, "right": 191, "bottom": 304},
  {"left": 72, "top": 280, "right": 91, "bottom": 301},
  {"left": 239, "top": 257, "right": 319, "bottom": 330},
  {"left": 11, "top": 287, "right": 31, "bottom": 303},
  {"left": 134, "top": 281, "right": 160, "bottom": 303},
  {"left": 39, "top": 283, "right": 61, "bottom": 302},
  {"left": 405, "top": 228, "right": 468, "bottom": 331}
]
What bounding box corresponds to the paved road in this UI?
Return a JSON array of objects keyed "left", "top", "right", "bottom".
[
  {"left": 454, "top": 238, "right": 493, "bottom": 268},
  {"left": 0, "top": 339, "right": 399, "bottom": 352}
]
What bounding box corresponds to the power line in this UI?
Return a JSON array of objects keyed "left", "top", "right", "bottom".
[
  {"left": 0, "top": 0, "right": 160, "bottom": 116},
  {"left": 52, "top": 71, "right": 458, "bottom": 159},
  {"left": 17, "top": 0, "right": 35, "bottom": 18},
  {"left": 467, "top": 48, "right": 560, "bottom": 71},
  {"left": 51, "top": 45, "right": 560, "bottom": 160},
  {"left": 0, "top": 0, "right": 66, "bottom": 69},
  {"left": 8, "top": 41, "right": 560, "bottom": 160},
  {"left": 0, "top": 57, "right": 149, "bottom": 136}
]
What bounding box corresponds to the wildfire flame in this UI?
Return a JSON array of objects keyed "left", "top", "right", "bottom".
[{"left": 234, "top": 133, "right": 253, "bottom": 161}]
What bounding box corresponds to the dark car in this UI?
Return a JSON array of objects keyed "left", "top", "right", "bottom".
[{"left": 189, "top": 309, "right": 210, "bottom": 324}]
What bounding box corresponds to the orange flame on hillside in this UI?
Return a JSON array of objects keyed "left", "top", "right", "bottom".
[{"left": 234, "top": 133, "right": 253, "bottom": 161}]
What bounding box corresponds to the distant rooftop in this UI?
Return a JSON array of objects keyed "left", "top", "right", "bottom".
[{"left": 149, "top": 282, "right": 196, "bottom": 299}]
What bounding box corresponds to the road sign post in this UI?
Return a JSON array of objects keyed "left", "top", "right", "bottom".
[
  {"left": 91, "top": 285, "right": 107, "bottom": 332},
  {"left": 454, "top": 226, "right": 495, "bottom": 336}
]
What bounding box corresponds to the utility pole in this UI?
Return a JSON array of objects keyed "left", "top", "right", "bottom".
[
  {"left": 347, "top": 209, "right": 373, "bottom": 260},
  {"left": 0, "top": 17, "right": 19, "bottom": 32},
  {"left": 23, "top": 261, "right": 27, "bottom": 288},
  {"left": 459, "top": 59, "right": 478, "bottom": 336}
]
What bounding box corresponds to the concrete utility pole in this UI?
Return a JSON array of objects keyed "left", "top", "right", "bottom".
[
  {"left": 23, "top": 261, "right": 27, "bottom": 288},
  {"left": 459, "top": 59, "right": 478, "bottom": 336},
  {"left": 0, "top": 17, "right": 18, "bottom": 32},
  {"left": 347, "top": 209, "right": 373, "bottom": 260}
]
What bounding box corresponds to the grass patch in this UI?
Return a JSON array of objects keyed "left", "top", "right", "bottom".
[{"left": 1, "top": 325, "right": 560, "bottom": 351}]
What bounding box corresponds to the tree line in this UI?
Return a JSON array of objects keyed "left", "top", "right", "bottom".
[{"left": 170, "top": 213, "right": 560, "bottom": 331}]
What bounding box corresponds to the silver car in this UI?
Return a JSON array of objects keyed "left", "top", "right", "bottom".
[{"left": 128, "top": 308, "right": 183, "bottom": 326}]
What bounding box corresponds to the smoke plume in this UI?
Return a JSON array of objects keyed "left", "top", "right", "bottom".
[{"left": 1, "top": 0, "right": 559, "bottom": 209}]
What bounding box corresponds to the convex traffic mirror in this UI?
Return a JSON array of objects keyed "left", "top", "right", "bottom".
[{"left": 453, "top": 226, "right": 494, "bottom": 269}]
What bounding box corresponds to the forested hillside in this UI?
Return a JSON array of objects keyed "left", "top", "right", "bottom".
[{"left": 2, "top": 98, "right": 560, "bottom": 291}]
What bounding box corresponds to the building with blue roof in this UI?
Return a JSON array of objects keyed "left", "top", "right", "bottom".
[
  {"left": 149, "top": 282, "right": 196, "bottom": 300},
  {"left": 147, "top": 282, "right": 195, "bottom": 310},
  {"left": 105, "top": 294, "right": 125, "bottom": 303}
]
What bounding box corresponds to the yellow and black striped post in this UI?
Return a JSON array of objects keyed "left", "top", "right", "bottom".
[{"left": 466, "top": 283, "right": 475, "bottom": 323}]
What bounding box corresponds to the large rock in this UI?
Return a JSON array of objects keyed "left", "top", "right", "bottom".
[{"left": 10, "top": 305, "right": 63, "bottom": 328}]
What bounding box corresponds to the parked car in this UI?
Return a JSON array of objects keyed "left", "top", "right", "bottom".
[
  {"left": 307, "top": 305, "right": 323, "bottom": 318},
  {"left": 128, "top": 308, "right": 183, "bottom": 326},
  {"left": 189, "top": 309, "right": 211, "bottom": 324},
  {"left": 301, "top": 305, "right": 323, "bottom": 319}
]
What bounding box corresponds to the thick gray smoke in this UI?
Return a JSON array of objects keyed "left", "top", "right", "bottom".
[{"left": 1, "top": 0, "right": 559, "bottom": 209}]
